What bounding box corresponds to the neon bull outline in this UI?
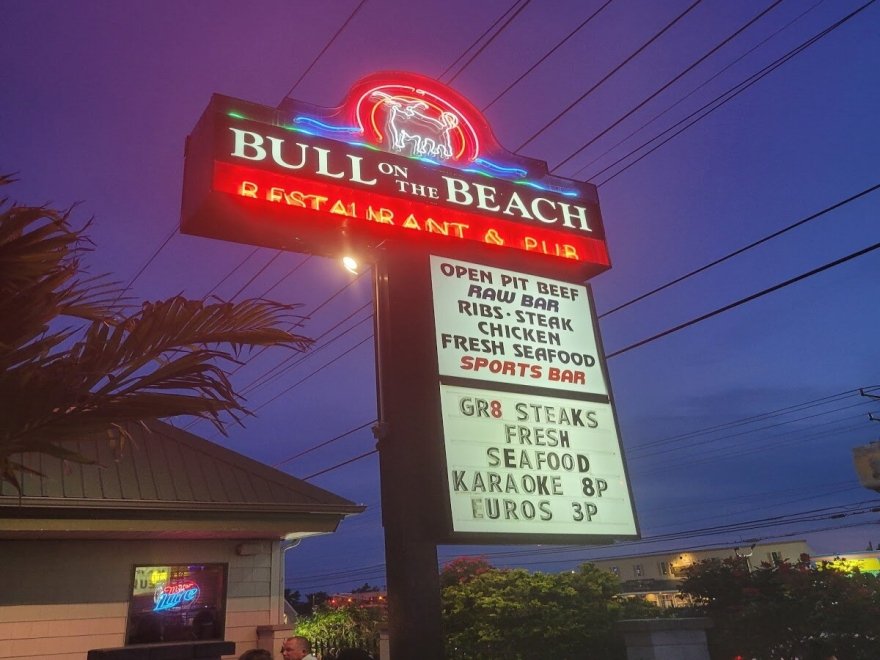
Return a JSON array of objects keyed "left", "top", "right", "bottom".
[{"left": 372, "top": 92, "right": 459, "bottom": 161}]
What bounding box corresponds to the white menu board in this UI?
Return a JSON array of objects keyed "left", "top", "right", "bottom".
[
  {"left": 431, "top": 256, "right": 637, "bottom": 539},
  {"left": 439, "top": 384, "right": 636, "bottom": 536},
  {"left": 431, "top": 256, "right": 608, "bottom": 396}
]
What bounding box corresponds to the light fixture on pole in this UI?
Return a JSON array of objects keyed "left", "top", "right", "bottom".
[{"left": 342, "top": 256, "right": 359, "bottom": 274}]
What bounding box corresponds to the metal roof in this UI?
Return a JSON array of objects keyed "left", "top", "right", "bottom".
[{"left": 0, "top": 419, "right": 364, "bottom": 539}]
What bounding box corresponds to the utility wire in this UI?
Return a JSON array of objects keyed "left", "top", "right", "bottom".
[
  {"left": 273, "top": 420, "right": 376, "bottom": 468},
  {"left": 243, "top": 303, "right": 373, "bottom": 395},
  {"left": 239, "top": 231, "right": 880, "bottom": 485},
  {"left": 637, "top": 409, "right": 877, "bottom": 470},
  {"left": 639, "top": 419, "right": 873, "bottom": 477},
  {"left": 228, "top": 250, "right": 284, "bottom": 301},
  {"left": 277, "top": 0, "right": 369, "bottom": 106},
  {"left": 290, "top": 505, "right": 880, "bottom": 587},
  {"left": 599, "top": 184, "right": 880, "bottom": 318},
  {"left": 134, "top": 0, "right": 364, "bottom": 302},
  {"left": 113, "top": 225, "right": 177, "bottom": 303},
  {"left": 226, "top": 269, "right": 368, "bottom": 380},
  {"left": 593, "top": 0, "right": 878, "bottom": 185},
  {"left": 552, "top": 0, "right": 784, "bottom": 172},
  {"left": 633, "top": 399, "right": 878, "bottom": 460},
  {"left": 482, "top": 0, "right": 614, "bottom": 111},
  {"left": 606, "top": 241, "right": 880, "bottom": 359},
  {"left": 303, "top": 449, "right": 377, "bottom": 481},
  {"left": 279, "top": 387, "right": 876, "bottom": 493},
  {"left": 292, "top": 515, "right": 880, "bottom": 590},
  {"left": 438, "top": 0, "right": 524, "bottom": 81},
  {"left": 574, "top": 0, "right": 828, "bottom": 179},
  {"left": 252, "top": 334, "right": 373, "bottom": 414},
  {"left": 204, "top": 247, "right": 260, "bottom": 297},
  {"left": 515, "top": 0, "right": 705, "bottom": 152},
  {"left": 443, "top": 1, "right": 534, "bottom": 84},
  {"left": 629, "top": 387, "right": 870, "bottom": 450}
]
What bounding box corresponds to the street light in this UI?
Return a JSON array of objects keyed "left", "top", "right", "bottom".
[{"left": 342, "top": 256, "right": 359, "bottom": 274}]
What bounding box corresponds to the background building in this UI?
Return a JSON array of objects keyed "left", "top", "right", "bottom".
[
  {"left": 0, "top": 420, "right": 363, "bottom": 659},
  {"left": 588, "top": 540, "right": 812, "bottom": 608}
]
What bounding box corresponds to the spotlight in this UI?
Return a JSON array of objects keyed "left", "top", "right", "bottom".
[{"left": 342, "top": 256, "right": 359, "bottom": 274}]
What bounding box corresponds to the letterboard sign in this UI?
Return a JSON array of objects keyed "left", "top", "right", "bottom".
[{"left": 431, "top": 256, "right": 638, "bottom": 542}]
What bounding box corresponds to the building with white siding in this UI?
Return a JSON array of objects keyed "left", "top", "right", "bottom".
[{"left": 0, "top": 420, "right": 363, "bottom": 660}]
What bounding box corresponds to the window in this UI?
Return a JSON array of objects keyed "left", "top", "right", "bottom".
[
  {"left": 658, "top": 561, "right": 670, "bottom": 575},
  {"left": 633, "top": 564, "right": 643, "bottom": 577},
  {"left": 611, "top": 566, "right": 620, "bottom": 576},
  {"left": 126, "top": 563, "right": 227, "bottom": 645},
  {"left": 769, "top": 551, "right": 782, "bottom": 564}
]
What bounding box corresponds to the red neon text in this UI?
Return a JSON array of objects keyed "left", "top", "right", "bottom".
[{"left": 214, "top": 163, "right": 609, "bottom": 266}]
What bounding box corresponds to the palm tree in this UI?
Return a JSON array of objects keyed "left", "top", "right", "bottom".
[{"left": 0, "top": 175, "right": 311, "bottom": 491}]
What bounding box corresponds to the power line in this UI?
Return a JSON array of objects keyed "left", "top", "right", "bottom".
[
  {"left": 289, "top": 503, "right": 880, "bottom": 587},
  {"left": 261, "top": 254, "right": 313, "bottom": 297},
  {"left": 443, "top": 1, "right": 534, "bottom": 84},
  {"left": 573, "top": 0, "right": 828, "bottom": 179},
  {"left": 552, "top": 0, "right": 785, "bottom": 172},
  {"left": 633, "top": 399, "right": 878, "bottom": 461},
  {"left": 628, "top": 387, "right": 869, "bottom": 450},
  {"left": 113, "top": 225, "right": 177, "bottom": 302},
  {"left": 225, "top": 269, "right": 368, "bottom": 381},
  {"left": 630, "top": 389, "right": 877, "bottom": 455},
  {"left": 277, "top": 0, "right": 369, "bottom": 106},
  {"left": 292, "top": 515, "right": 880, "bottom": 591},
  {"left": 593, "top": 0, "right": 879, "bottom": 185},
  {"left": 243, "top": 303, "right": 373, "bottom": 395},
  {"left": 203, "top": 247, "right": 260, "bottom": 297},
  {"left": 438, "top": 0, "right": 524, "bottom": 81},
  {"left": 285, "top": 388, "right": 877, "bottom": 497},
  {"left": 273, "top": 420, "right": 376, "bottom": 468},
  {"left": 228, "top": 250, "right": 284, "bottom": 301},
  {"left": 303, "top": 448, "right": 377, "bottom": 481},
  {"left": 122, "top": 0, "right": 366, "bottom": 303},
  {"left": 252, "top": 334, "right": 373, "bottom": 414},
  {"left": 638, "top": 419, "right": 872, "bottom": 477},
  {"left": 515, "top": 0, "right": 705, "bottom": 152},
  {"left": 605, "top": 240, "right": 880, "bottom": 359},
  {"left": 481, "top": 0, "right": 614, "bottom": 112},
  {"left": 599, "top": 184, "right": 880, "bottom": 318}
]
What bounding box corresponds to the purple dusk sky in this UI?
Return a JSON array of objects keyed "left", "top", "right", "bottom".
[{"left": 2, "top": 0, "right": 879, "bottom": 593}]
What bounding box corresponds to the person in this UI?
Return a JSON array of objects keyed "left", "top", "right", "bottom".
[
  {"left": 239, "top": 650, "right": 272, "bottom": 660},
  {"left": 280, "top": 636, "right": 318, "bottom": 660}
]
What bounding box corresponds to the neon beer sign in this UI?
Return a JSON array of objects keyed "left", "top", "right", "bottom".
[
  {"left": 181, "top": 72, "right": 610, "bottom": 279},
  {"left": 154, "top": 579, "right": 200, "bottom": 612}
]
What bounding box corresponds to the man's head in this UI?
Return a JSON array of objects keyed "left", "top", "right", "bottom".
[
  {"left": 281, "top": 636, "right": 311, "bottom": 660},
  {"left": 240, "top": 650, "right": 272, "bottom": 660}
]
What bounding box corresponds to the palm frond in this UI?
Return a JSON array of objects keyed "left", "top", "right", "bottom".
[{"left": 0, "top": 179, "right": 318, "bottom": 492}]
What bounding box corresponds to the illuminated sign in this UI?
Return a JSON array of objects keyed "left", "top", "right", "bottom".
[
  {"left": 127, "top": 563, "right": 227, "bottom": 645},
  {"left": 181, "top": 72, "right": 610, "bottom": 280},
  {"left": 817, "top": 556, "right": 880, "bottom": 575},
  {"left": 431, "top": 256, "right": 608, "bottom": 396},
  {"left": 154, "top": 579, "right": 200, "bottom": 611},
  {"left": 439, "top": 384, "right": 637, "bottom": 537},
  {"left": 430, "top": 257, "right": 637, "bottom": 541}
]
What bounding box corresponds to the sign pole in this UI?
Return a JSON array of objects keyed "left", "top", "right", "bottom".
[{"left": 374, "top": 249, "right": 445, "bottom": 659}]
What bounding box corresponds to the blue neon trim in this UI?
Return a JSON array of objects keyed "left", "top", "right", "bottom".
[
  {"left": 474, "top": 158, "right": 527, "bottom": 177},
  {"left": 269, "top": 122, "right": 580, "bottom": 197},
  {"left": 515, "top": 180, "right": 580, "bottom": 197},
  {"left": 293, "top": 116, "right": 361, "bottom": 134}
]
